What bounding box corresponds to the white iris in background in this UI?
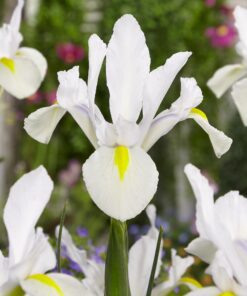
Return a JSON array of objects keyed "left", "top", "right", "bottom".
[
  {"left": 0, "top": 166, "right": 87, "bottom": 296},
  {"left": 0, "top": 0, "right": 47, "bottom": 99},
  {"left": 208, "top": 6, "right": 247, "bottom": 126},
  {"left": 184, "top": 163, "right": 247, "bottom": 295},
  {"left": 24, "top": 14, "right": 232, "bottom": 221},
  {"left": 58, "top": 205, "right": 197, "bottom": 296}
]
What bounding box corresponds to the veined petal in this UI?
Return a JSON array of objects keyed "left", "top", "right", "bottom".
[
  {"left": 143, "top": 51, "right": 192, "bottom": 121},
  {"left": 106, "top": 14, "right": 150, "bottom": 122},
  {"left": 88, "top": 34, "right": 106, "bottom": 112},
  {"left": 231, "top": 78, "right": 247, "bottom": 126},
  {"left": 17, "top": 47, "right": 47, "bottom": 79},
  {"left": 3, "top": 166, "right": 53, "bottom": 265},
  {"left": 207, "top": 64, "right": 247, "bottom": 98},
  {"left": 234, "top": 6, "right": 247, "bottom": 51},
  {"left": 24, "top": 105, "right": 66, "bottom": 144},
  {"left": 0, "top": 55, "right": 44, "bottom": 98},
  {"left": 21, "top": 273, "right": 87, "bottom": 296},
  {"left": 83, "top": 146, "right": 158, "bottom": 221},
  {"left": 188, "top": 111, "right": 232, "bottom": 158}
]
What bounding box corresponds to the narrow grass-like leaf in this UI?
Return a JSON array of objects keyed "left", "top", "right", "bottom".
[{"left": 56, "top": 200, "right": 67, "bottom": 273}]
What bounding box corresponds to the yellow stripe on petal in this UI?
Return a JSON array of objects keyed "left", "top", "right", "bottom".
[
  {"left": 0, "top": 57, "right": 15, "bottom": 73},
  {"left": 218, "top": 292, "right": 236, "bottom": 296},
  {"left": 27, "top": 274, "right": 64, "bottom": 296},
  {"left": 114, "top": 146, "right": 130, "bottom": 181},
  {"left": 180, "top": 277, "right": 202, "bottom": 288},
  {"left": 190, "top": 108, "right": 208, "bottom": 121}
]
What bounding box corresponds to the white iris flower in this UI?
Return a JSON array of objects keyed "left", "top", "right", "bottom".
[
  {"left": 184, "top": 164, "right": 247, "bottom": 295},
  {"left": 207, "top": 6, "right": 247, "bottom": 126},
  {"left": 25, "top": 14, "right": 232, "bottom": 221},
  {"left": 0, "top": 0, "right": 47, "bottom": 99},
  {"left": 58, "top": 205, "right": 197, "bottom": 296},
  {"left": 0, "top": 166, "right": 87, "bottom": 296}
]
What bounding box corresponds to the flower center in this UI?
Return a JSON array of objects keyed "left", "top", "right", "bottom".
[
  {"left": 216, "top": 25, "right": 229, "bottom": 37},
  {"left": 0, "top": 57, "right": 15, "bottom": 73},
  {"left": 114, "top": 146, "right": 130, "bottom": 181},
  {"left": 190, "top": 108, "right": 208, "bottom": 120},
  {"left": 27, "top": 274, "right": 64, "bottom": 296}
]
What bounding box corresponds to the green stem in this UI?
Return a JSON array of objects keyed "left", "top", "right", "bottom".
[
  {"left": 56, "top": 200, "right": 67, "bottom": 273},
  {"left": 105, "top": 219, "right": 131, "bottom": 296},
  {"left": 146, "top": 227, "right": 163, "bottom": 296}
]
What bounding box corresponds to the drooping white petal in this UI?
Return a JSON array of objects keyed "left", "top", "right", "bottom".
[
  {"left": 10, "top": 0, "right": 24, "bottom": 31},
  {"left": 0, "top": 55, "right": 45, "bottom": 98},
  {"left": 188, "top": 112, "right": 232, "bottom": 158},
  {"left": 3, "top": 166, "right": 53, "bottom": 265},
  {"left": 24, "top": 105, "right": 66, "bottom": 144},
  {"left": 185, "top": 238, "right": 217, "bottom": 264},
  {"left": 231, "top": 78, "right": 247, "bottom": 126},
  {"left": 152, "top": 250, "right": 194, "bottom": 296},
  {"left": 141, "top": 77, "right": 203, "bottom": 151},
  {"left": 142, "top": 51, "right": 192, "bottom": 121},
  {"left": 0, "top": 251, "right": 8, "bottom": 286},
  {"left": 83, "top": 146, "right": 159, "bottom": 221},
  {"left": 17, "top": 47, "right": 47, "bottom": 79},
  {"left": 88, "top": 34, "right": 106, "bottom": 111},
  {"left": 10, "top": 228, "right": 56, "bottom": 280},
  {"left": 57, "top": 66, "right": 88, "bottom": 108},
  {"left": 21, "top": 273, "right": 87, "bottom": 296},
  {"left": 185, "top": 287, "right": 220, "bottom": 296},
  {"left": 106, "top": 14, "right": 150, "bottom": 122},
  {"left": 207, "top": 64, "right": 247, "bottom": 98},
  {"left": 234, "top": 6, "right": 247, "bottom": 51}
]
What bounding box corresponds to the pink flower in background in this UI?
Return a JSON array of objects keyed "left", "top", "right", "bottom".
[
  {"left": 27, "top": 91, "right": 43, "bottom": 104},
  {"left": 220, "top": 5, "right": 234, "bottom": 19},
  {"left": 204, "top": 0, "right": 216, "bottom": 7},
  {"left": 45, "top": 90, "right": 57, "bottom": 105},
  {"left": 56, "top": 43, "right": 85, "bottom": 64},
  {"left": 59, "top": 160, "right": 82, "bottom": 188},
  {"left": 206, "top": 24, "right": 236, "bottom": 48}
]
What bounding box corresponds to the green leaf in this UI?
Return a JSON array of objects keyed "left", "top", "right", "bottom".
[
  {"left": 146, "top": 226, "right": 163, "bottom": 296},
  {"left": 105, "top": 219, "right": 131, "bottom": 296}
]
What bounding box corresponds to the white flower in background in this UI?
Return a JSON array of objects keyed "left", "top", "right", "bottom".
[
  {"left": 184, "top": 163, "right": 247, "bottom": 293},
  {"left": 0, "top": 166, "right": 86, "bottom": 296},
  {"left": 25, "top": 14, "right": 232, "bottom": 221},
  {"left": 0, "top": 0, "right": 47, "bottom": 99},
  {"left": 58, "top": 205, "right": 197, "bottom": 296},
  {"left": 207, "top": 6, "right": 247, "bottom": 126}
]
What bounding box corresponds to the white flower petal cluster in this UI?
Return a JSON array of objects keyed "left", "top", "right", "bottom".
[
  {"left": 24, "top": 14, "right": 232, "bottom": 221},
  {"left": 208, "top": 6, "right": 247, "bottom": 126},
  {"left": 184, "top": 164, "right": 247, "bottom": 296},
  {"left": 0, "top": 0, "right": 47, "bottom": 99},
  {"left": 0, "top": 166, "right": 86, "bottom": 296}
]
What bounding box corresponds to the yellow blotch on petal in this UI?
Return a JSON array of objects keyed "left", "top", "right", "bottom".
[
  {"left": 27, "top": 274, "right": 64, "bottom": 296},
  {"left": 8, "top": 286, "right": 25, "bottom": 296},
  {"left": 190, "top": 108, "right": 208, "bottom": 121},
  {"left": 218, "top": 292, "right": 236, "bottom": 296},
  {"left": 114, "top": 146, "right": 130, "bottom": 181},
  {"left": 180, "top": 277, "right": 202, "bottom": 288},
  {"left": 0, "top": 57, "right": 15, "bottom": 73}
]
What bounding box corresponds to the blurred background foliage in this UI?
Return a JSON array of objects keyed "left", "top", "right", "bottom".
[{"left": 0, "top": 0, "right": 242, "bottom": 286}]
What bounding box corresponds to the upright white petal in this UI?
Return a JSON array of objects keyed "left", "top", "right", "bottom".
[
  {"left": 83, "top": 146, "right": 158, "bottom": 221},
  {"left": 234, "top": 6, "right": 247, "bottom": 51},
  {"left": 88, "top": 34, "right": 106, "bottom": 112},
  {"left": 24, "top": 105, "right": 66, "bottom": 144},
  {"left": 188, "top": 112, "right": 232, "bottom": 158},
  {"left": 106, "top": 14, "right": 150, "bottom": 122},
  {"left": 10, "top": 0, "right": 24, "bottom": 31},
  {"left": 142, "top": 51, "right": 192, "bottom": 121},
  {"left": 207, "top": 64, "right": 247, "bottom": 98},
  {"left": 21, "top": 273, "right": 87, "bottom": 296},
  {"left": 17, "top": 47, "right": 47, "bottom": 79},
  {"left": 0, "top": 251, "right": 8, "bottom": 286},
  {"left": 0, "top": 55, "right": 44, "bottom": 98},
  {"left": 231, "top": 78, "right": 247, "bottom": 126},
  {"left": 3, "top": 166, "right": 53, "bottom": 265}
]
